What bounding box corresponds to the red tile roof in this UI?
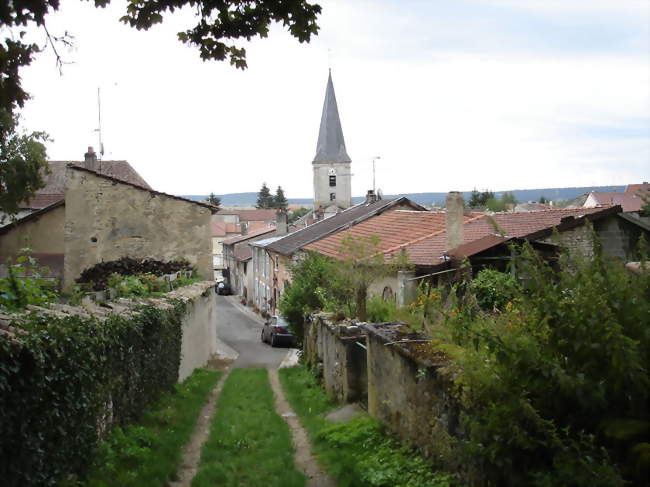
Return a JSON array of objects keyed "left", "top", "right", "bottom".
[
  {"left": 233, "top": 243, "right": 253, "bottom": 262},
  {"left": 305, "top": 210, "right": 481, "bottom": 258},
  {"left": 587, "top": 192, "right": 643, "bottom": 212},
  {"left": 212, "top": 221, "right": 228, "bottom": 237},
  {"left": 389, "top": 206, "right": 617, "bottom": 267},
  {"left": 625, "top": 183, "right": 650, "bottom": 195}
]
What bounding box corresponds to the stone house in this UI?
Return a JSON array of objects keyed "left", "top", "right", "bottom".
[
  {"left": 306, "top": 193, "right": 649, "bottom": 305},
  {"left": 222, "top": 225, "right": 276, "bottom": 300},
  {"left": 249, "top": 195, "right": 426, "bottom": 313},
  {"left": 0, "top": 161, "right": 217, "bottom": 289}
]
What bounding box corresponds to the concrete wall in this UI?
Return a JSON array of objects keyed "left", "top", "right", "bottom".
[
  {"left": 177, "top": 283, "right": 218, "bottom": 382},
  {"left": 368, "top": 274, "right": 398, "bottom": 301},
  {"left": 63, "top": 168, "right": 212, "bottom": 289},
  {"left": 313, "top": 162, "right": 352, "bottom": 210},
  {"left": 0, "top": 205, "right": 65, "bottom": 278}
]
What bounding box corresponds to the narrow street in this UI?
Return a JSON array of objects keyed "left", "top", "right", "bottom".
[{"left": 214, "top": 295, "right": 293, "bottom": 368}]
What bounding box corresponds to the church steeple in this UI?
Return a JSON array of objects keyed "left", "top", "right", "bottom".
[
  {"left": 313, "top": 71, "right": 351, "bottom": 164},
  {"left": 312, "top": 71, "right": 352, "bottom": 213}
]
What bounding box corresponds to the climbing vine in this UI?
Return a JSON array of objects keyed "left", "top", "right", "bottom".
[{"left": 0, "top": 301, "right": 185, "bottom": 487}]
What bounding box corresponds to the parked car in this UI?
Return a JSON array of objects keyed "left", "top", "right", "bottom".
[
  {"left": 261, "top": 315, "right": 295, "bottom": 347},
  {"left": 216, "top": 281, "right": 231, "bottom": 295}
]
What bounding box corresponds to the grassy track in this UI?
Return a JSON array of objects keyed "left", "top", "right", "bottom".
[
  {"left": 280, "top": 366, "right": 456, "bottom": 487},
  {"left": 191, "top": 368, "right": 305, "bottom": 487},
  {"left": 84, "top": 368, "right": 222, "bottom": 487}
]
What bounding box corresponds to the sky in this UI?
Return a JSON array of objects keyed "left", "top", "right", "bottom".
[{"left": 18, "top": 0, "right": 650, "bottom": 198}]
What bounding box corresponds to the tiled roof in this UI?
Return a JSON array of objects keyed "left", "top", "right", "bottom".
[
  {"left": 625, "top": 183, "right": 650, "bottom": 195},
  {"left": 22, "top": 160, "right": 151, "bottom": 209},
  {"left": 264, "top": 197, "right": 426, "bottom": 256},
  {"left": 222, "top": 226, "right": 276, "bottom": 246},
  {"left": 587, "top": 192, "right": 643, "bottom": 212},
  {"left": 233, "top": 243, "right": 253, "bottom": 262},
  {"left": 387, "top": 206, "right": 619, "bottom": 267},
  {"left": 212, "top": 221, "right": 228, "bottom": 237},
  {"left": 216, "top": 209, "right": 278, "bottom": 222},
  {"left": 305, "top": 210, "right": 480, "bottom": 258}
]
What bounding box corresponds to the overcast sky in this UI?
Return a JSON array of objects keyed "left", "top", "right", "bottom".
[{"left": 19, "top": 0, "right": 650, "bottom": 198}]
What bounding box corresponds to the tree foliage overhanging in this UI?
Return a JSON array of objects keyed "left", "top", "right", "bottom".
[{"left": 0, "top": 0, "right": 321, "bottom": 214}]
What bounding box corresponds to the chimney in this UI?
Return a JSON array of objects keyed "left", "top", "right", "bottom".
[
  {"left": 84, "top": 146, "right": 97, "bottom": 171},
  {"left": 275, "top": 210, "right": 288, "bottom": 237},
  {"left": 445, "top": 191, "right": 464, "bottom": 251},
  {"left": 365, "top": 189, "right": 377, "bottom": 204}
]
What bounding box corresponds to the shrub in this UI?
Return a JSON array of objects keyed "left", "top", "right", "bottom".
[
  {"left": 469, "top": 268, "right": 520, "bottom": 312},
  {"left": 0, "top": 301, "right": 185, "bottom": 487},
  {"left": 0, "top": 248, "right": 58, "bottom": 311}
]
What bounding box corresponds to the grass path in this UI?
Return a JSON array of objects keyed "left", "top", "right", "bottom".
[
  {"left": 191, "top": 368, "right": 306, "bottom": 487},
  {"left": 83, "top": 369, "right": 222, "bottom": 487},
  {"left": 268, "top": 368, "right": 337, "bottom": 487},
  {"left": 168, "top": 370, "right": 230, "bottom": 487}
]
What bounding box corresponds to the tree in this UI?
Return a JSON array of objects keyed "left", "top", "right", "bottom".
[
  {"left": 273, "top": 185, "right": 288, "bottom": 209},
  {"left": 500, "top": 191, "right": 517, "bottom": 206},
  {"left": 0, "top": 110, "right": 49, "bottom": 217},
  {"left": 468, "top": 188, "right": 495, "bottom": 208},
  {"left": 1, "top": 0, "right": 321, "bottom": 213},
  {"left": 288, "top": 207, "right": 310, "bottom": 224},
  {"left": 539, "top": 195, "right": 549, "bottom": 204},
  {"left": 256, "top": 182, "right": 273, "bottom": 209},
  {"left": 205, "top": 192, "right": 221, "bottom": 209}
]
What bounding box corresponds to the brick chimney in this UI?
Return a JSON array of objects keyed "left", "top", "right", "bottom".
[
  {"left": 365, "top": 189, "right": 377, "bottom": 204},
  {"left": 84, "top": 146, "right": 97, "bottom": 171},
  {"left": 275, "top": 210, "right": 288, "bottom": 236},
  {"left": 446, "top": 191, "right": 464, "bottom": 251}
]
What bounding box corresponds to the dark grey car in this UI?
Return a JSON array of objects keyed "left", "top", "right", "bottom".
[{"left": 261, "top": 315, "right": 295, "bottom": 347}]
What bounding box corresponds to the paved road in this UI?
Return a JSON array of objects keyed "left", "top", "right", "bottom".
[{"left": 215, "top": 295, "right": 291, "bottom": 368}]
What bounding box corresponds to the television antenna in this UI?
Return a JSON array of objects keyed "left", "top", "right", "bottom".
[
  {"left": 371, "top": 156, "right": 381, "bottom": 194},
  {"left": 94, "top": 87, "right": 105, "bottom": 162}
]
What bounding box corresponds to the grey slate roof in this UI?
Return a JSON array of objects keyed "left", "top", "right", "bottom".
[
  {"left": 313, "top": 71, "right": 351, "bottom": 164},
  {"left": 264, "top": 197, "right": 425, "bottom": 256}
]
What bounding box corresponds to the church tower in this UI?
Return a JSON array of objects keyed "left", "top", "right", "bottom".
[{"left": 312, "top": 71, "right": 352, "bottom": 213}]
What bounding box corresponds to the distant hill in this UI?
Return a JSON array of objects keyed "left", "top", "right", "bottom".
[{"left": 183, "top": 186, "right": 626, "bottom": 207}]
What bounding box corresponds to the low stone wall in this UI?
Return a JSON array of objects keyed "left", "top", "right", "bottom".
[
  {"left": 361, "top": 323, "right": 464, "bottom": 473},
  {"left": 304, "top": 313, "right": 367, "bottom": 404}
]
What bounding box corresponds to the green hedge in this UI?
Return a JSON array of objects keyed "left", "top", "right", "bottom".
[{"left": 0, "top": 302, "right": 185, "bottom": 487}]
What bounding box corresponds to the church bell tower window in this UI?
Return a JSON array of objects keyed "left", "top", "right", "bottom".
[
  {"left": 330, "top": 192, "right": 336, "bottom": 201},
  {"left": 328, "top": 168, "right": 337, "bottom": 187}
]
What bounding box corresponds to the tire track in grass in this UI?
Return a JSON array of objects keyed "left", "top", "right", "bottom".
[
  {"left": 269, "top": 368, "right": 337, "bottom": 487},
  {"left": 169, "top": 369, "right": 230, "bottom": 487},
  {"left": 191, "top": 368, "right": 306, "bottom": 487}
]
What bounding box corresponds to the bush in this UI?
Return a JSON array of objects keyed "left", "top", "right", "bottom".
[
  {"left": 469, "top": 268, "right": 520, "bottom": 312},
  {"left": 0, "top": 248, "right": 58, "bottom": 311},
  {"left": 0, "top": 301, "right": 185, "bottom": 487},
  {"left": 366, "top": 295, "right": 397, "bottom": 322}
]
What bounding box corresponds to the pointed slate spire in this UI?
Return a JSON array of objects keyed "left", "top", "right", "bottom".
[{"left": 313, "top": 71, "right": 351, "bottom": 163}]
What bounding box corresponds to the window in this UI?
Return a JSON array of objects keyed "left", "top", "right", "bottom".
[
  {"left": 330, "top": 192, "right": 336, "bottom": 201},
  {"left": 329, "top": 175, "right": 336, "bottom": 187}
]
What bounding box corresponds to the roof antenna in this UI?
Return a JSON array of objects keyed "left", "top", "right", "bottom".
[
  {"left": 327, "top": 48, "right": 332, "bottom": 73},
  {"left": 94, "top": 87, "right": 105, "bottom": 169},
  {"left": 372, "top": 156, "right": 381, "bottom": 195}
]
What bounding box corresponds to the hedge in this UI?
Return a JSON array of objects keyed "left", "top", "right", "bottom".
[{"left": 0, "top": 302, "right": 185, "bottom": 487}]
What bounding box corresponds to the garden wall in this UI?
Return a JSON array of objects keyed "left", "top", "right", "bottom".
[
  {"left": 0, "top": 281, "right": 217, "bottom": 487},
  {"left": 305, "top": 314, "right": 479, "bottom": 482},
  {"left": 304, "top": 313, "right": 367, "bottom": 404}
]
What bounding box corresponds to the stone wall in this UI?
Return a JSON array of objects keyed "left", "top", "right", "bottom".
[
  {"left": 362, "top": 322, "right": 464, "bottom": 474},
  {"left": 63, "top": 167, "right": 212, "bottom": 289},
  {"left": 304, "top": 313, "right": 367, "bottom": 404},
  {"left": 0, "top": 204, "right": 65, "bottom": 278}
]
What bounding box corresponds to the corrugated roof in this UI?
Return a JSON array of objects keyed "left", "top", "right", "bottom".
[
  {"left": 388, "top": 206, "right": 619, "bottom": 267},
  {"left": 264, "top": 197, "right": 426, "bottom": 256},
  {"left": 216, "top": 209, "right": 278, "bottom": 221},
  {"left": 222, "top": 226, "right": 276, "bottom": 245}
]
